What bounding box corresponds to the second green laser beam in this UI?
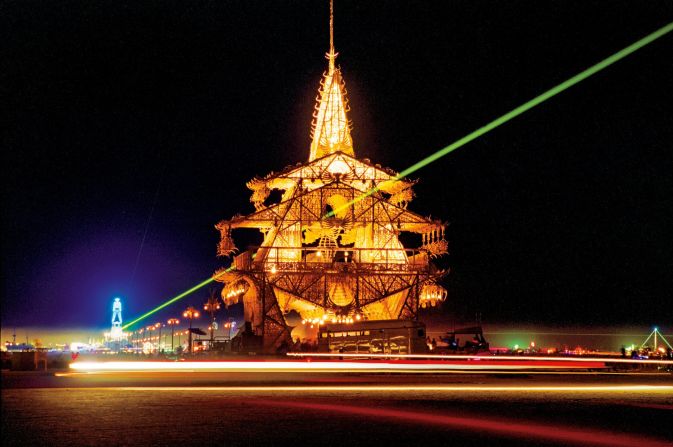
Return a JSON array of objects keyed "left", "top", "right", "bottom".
[
  {"left": 122, "top": 267, "right": 233, "bottom": 330},
  {"left": 329, "top": 21, "right": 673, "bottom": 218}
]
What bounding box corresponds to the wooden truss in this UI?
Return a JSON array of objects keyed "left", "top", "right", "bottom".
[
  {"left": 214, "top": 151, "right": 448, "bottom": 351},
  {"left": 213, "top": 22, "right": 448, "bottom": 350}
]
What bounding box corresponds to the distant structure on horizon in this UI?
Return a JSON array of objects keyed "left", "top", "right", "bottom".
[
  {"left": 111, "top": 297, "right": 123, "bottom": 340},
  {"left": 213, "top": 1, "right": 448, "bottom": 352},
  {"left": 104, "top": 297, "right": 127, "bottom": 350}
]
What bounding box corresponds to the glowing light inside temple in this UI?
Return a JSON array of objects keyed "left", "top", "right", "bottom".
[
  {"left": 302, "top": 313, "right": 362, "bottom": 326},
  {"left": 327, "top": 158, "right": 350, "bottom": 174},
  {"left": 419, "top": 282, "right": 448, "bottom": 308}
]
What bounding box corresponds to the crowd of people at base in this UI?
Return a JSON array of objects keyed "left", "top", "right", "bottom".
[{"left": 622, "top": 345, "right": 673, "bottom": 359}]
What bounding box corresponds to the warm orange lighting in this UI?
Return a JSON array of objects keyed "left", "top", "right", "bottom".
[
  {"left": 303, "top": 312, "right": 360, "bottom": 326},
  {"left": 286, "top": 352, "right": 673, "bottom": 365},
  {"left": 212, "top": 0, "right": 449, "bottom": 351},
  {"left": 419, "top": 281, "right": 447, "bottom": 308},
  {"left": 308, "top": 7, "right": 354, "bottom": 163},
  {"left": 68, "top": 359, "right": 672, "bottom": 373},
  {"left": 183, "top": 307, "right": 200, "bottom": 320}
]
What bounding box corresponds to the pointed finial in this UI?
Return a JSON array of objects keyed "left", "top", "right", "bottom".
[
  {"left": 309, "top": 0, "right": 354, "bottom": 161},
  {"left": 327, "top": 0, "right": 337, "bottom": 72}
]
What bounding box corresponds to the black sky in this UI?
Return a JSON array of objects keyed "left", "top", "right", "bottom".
[{"left": 3, "top": 1, "right": 673, "bottom": 328}]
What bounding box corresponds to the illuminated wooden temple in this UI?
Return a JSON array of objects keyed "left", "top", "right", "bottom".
[{"left": 214, "top": 3, "right": 448, "bottom": 351}]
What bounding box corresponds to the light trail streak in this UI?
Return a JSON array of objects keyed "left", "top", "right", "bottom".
[
  {"left": 50, "top": 385, "right": 673, "bottom": 393},
  {"left": 471, "top": 331, "right": 666, "bottom": 337},
  {"left": 329, "top": 21, "right": 673, "bottom": 217},
  {"left": 54, "top": 370, "right": 673, "bottom": 378},
  {"left": 252, "top": 400, "right": 673, "bottom": 447},
  {"left": 287, "top": 352, "right": 673, "bottom": 365},
  {"left": 70, "top": 360, "right": 609, "bottom": 372}
]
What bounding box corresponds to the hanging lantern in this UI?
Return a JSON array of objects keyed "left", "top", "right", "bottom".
[
  {"left": 222, "top": 280, "right": 248, "bottom": 306},
  {"left": 419, "top": 282, "right": 447, "bottom": 308},
  {"left": 216, "top": 225, "right": 238, "bottom": 257}
]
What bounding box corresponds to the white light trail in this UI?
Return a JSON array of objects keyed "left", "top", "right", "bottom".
[
  {"left": 70, "top": 360, "right": 603, "bottom": 372},
  {"left": 285, "top": 352, "right": 673, "bottom": 364}
]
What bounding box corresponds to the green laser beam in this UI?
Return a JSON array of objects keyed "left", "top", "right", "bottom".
[
  {"left": 330, "top": 21, "right": 673, "bottom": 218},
  {"left": 125, "top": 21, "right": 672, "bottom": 326},
  {"left": 122, "top": 267, "right": 233, "bottom": 330}
]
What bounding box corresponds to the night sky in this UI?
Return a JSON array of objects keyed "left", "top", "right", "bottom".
[{"left": 3, "top": 1, "right": 672, "bottom": 330}]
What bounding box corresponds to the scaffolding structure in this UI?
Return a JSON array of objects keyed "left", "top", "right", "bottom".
[{"left": 214, "top": 2, "right": 448, "bottom": 351}]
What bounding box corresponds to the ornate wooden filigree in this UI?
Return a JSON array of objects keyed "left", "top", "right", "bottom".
[{"left": 213, "top": 12, "right": 448, "bottom": 351}]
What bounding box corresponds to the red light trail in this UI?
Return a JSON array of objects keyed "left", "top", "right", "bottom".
[{"left": 250, "top": 400, "right": 673, "bottom": 447}]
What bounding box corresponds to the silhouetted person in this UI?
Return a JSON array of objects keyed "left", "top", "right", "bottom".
[{"left": 620, "top": 346, "right": 626, "bottom": 358}]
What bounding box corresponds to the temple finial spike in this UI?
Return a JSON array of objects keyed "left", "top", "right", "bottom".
[
  {"left": 330, "top": 0, "right": 334, "bottom": 53},
  {"left": 309, "top": 0, "right": 353, "bottom": 161},
  {"left": 328, "top": 0, "right": 337, "bottom": 72}
]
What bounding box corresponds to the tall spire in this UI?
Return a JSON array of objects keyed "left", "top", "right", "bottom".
[
  {"left": 309, "top": 0, "right": 354, "bottom": 161},
  {"left": 328, "top": 0, "right": 336, "bottom": 72}
]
